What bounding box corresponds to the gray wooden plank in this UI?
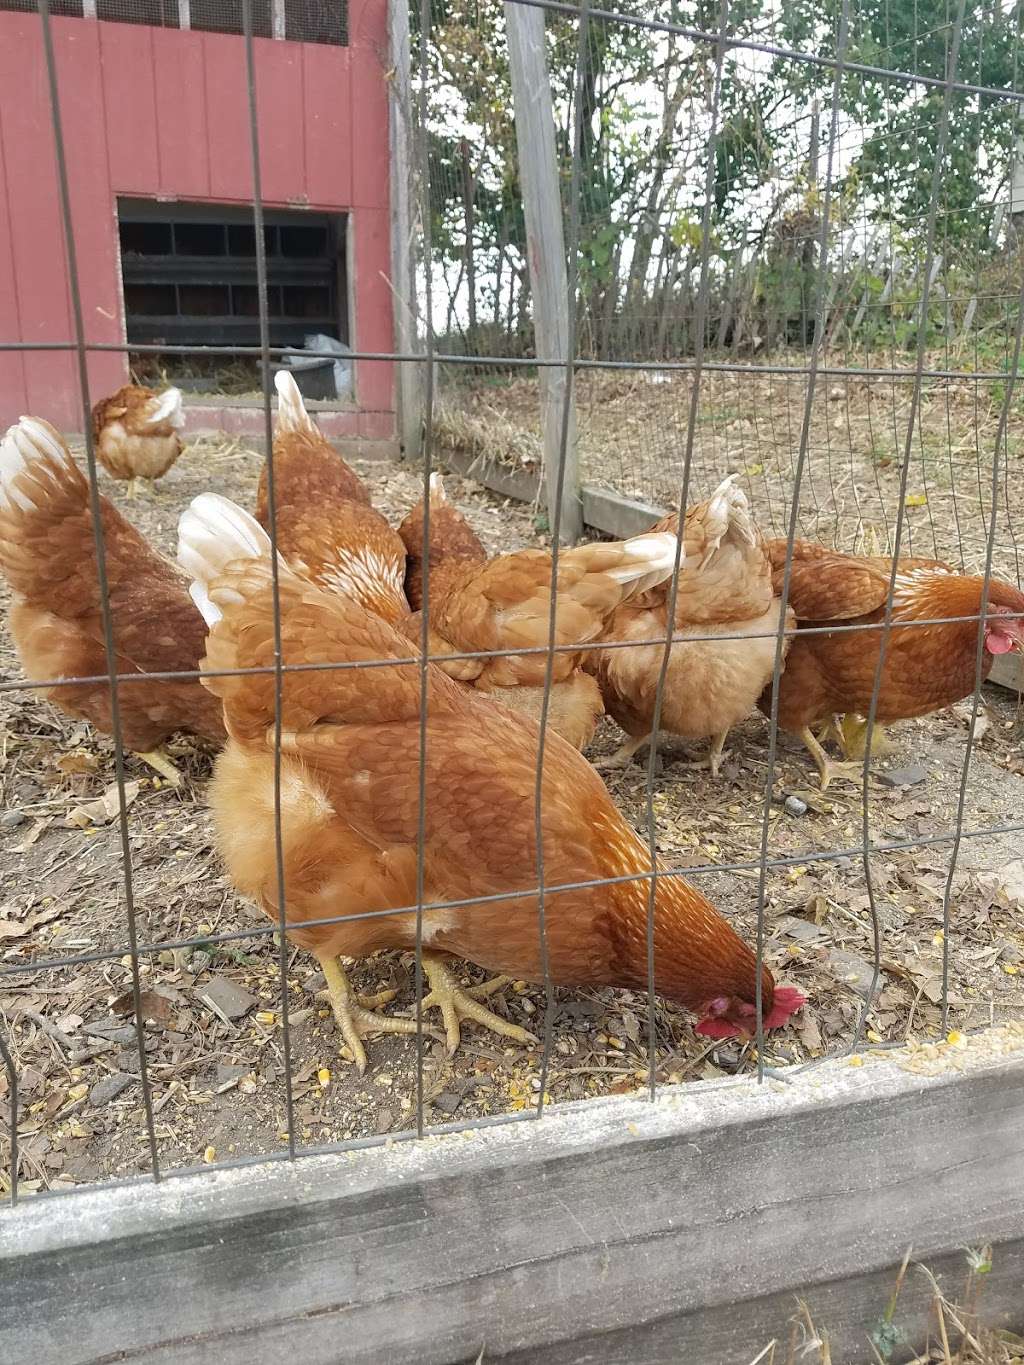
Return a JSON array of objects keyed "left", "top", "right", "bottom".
[
  {"left": 2, "top": 1039, "right": 1024, "bottom": 1364},
  {"left": 989, "top": 651, "right": 1023, "bottom": 694}
]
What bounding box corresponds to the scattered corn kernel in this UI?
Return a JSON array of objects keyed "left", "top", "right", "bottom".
[
  {"left": 1004, "top": 964, "right": 1020, "bottom": 976},
  {"left": 847, "top": 1055, "right": 865, "bottom": 1067},
  {"left": 317, "top": 1068, "right": 331, "bottom": 1086},
  {"left": 256, "top": 1010, "right": 277, "bottom": 1024},
  {"left": 946, "top": 1030, "right": 965, "bottom": 1047},
  {"left": 203, "top": 1146, "right": 216, "bottom": 1163}
]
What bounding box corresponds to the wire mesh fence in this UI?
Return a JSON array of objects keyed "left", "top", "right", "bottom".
[{"left": 1, "top": 0, "right": 1023, "bottom": 1214}]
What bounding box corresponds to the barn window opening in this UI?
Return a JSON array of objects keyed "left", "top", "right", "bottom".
[
  {"left": 0, "top": 0, "right": 348, "bottom": 44},
  {"left": 118, "top": 198, "right": 350, "bottom": 400}
]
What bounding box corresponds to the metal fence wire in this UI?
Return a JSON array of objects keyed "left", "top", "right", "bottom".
[{"left": 1, "top": 0, "right": 1023, "bottom": 1206}]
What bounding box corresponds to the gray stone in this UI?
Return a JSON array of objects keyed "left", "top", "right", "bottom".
[
  {"left": 90, "top": 1073, "right": 133, "bottom": 1106},
  {"left": 783, "top": 795, "right": 808, "bottom": 816},
  {"left": 197, "top": 976, "right": 257, "bottom": 1022},
  {"left": 878, "top": 764, "right": 929, "bottom": 788}
]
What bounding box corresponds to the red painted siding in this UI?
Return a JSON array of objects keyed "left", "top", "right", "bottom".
[{"left": 0, "top": 9, "right": 394, "bottom": 438}]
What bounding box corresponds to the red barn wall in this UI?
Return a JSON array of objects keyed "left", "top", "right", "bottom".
[{"left": 0, "top": 2, "right": 394, "bottom": 440}]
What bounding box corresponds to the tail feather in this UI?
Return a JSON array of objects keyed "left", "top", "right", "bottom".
[
  {"left": 274, "top": 369, "right": 317, "bottom": 437},
  {"left": 142, "top": 387, "right": 185, "bottom": 431},
  {"left": 177, "top": 493, "right": 276, "bottom": 627},
  {"left": 0, "top": 416, "right": 82, "bottom": 516},
  {"left": 593, "top": 530, "right": 679, "bottom": 595}
]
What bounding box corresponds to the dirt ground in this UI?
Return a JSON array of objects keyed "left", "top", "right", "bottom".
[{"left": 2, "top": 433, "right": 1023, "bottom": 1196}]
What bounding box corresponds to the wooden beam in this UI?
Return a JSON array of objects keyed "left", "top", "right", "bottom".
[
  {"left": 3, "top": 1035, "right": 1023, "bottom": 1363},
  {"left": 439, "top": 445, "right": 666, "bottom": 539},
  {"left": 505, "top": 0, "right": 583, "bottom": 544},
  {"left": 989, "top": 651, "right": 1023, "bottom": 694},
  {"left": 388, "top": 0, "right": 423, "bottom": 462}
]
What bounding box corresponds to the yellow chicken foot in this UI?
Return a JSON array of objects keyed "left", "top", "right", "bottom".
[
  {"left": 838, "top": 714, "right": 892, "bottom": 761},
  {"left": 134, "top": 748, "right": 182, "bottom": 787},
  {"left": 673, "top": 729, "right": 732, "bottom": 778},
  {"left": 318, "top": 955, "right": 425, "bottom": 1074},
  {"left": 798, "top": 728, "right": 867, "bottom": 792},
  {"left": 417, "top": 952, "right": 538, "bottom": 1053},
  {"left": 594, "top": 733, "right": 651, "bottom": 770}
]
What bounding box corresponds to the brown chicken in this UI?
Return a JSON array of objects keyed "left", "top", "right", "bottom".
[
  {"left": 91, "top": 385, "right": 185, "bottom": 497},
  {"left": 398, "top": 471, "right": 488, "bottom": 611},
  {"left": 397, "top": 474, "right": 679, "bottom": 751},
  {"left": 177, "top": 492, "right": 804, "bottom": 1070},
  {"left": 761, "top": 539, "right": 1024, "bottom": 788},
  {"left": 255, "top": 370, "right": 408, "bottom": 625},
  {"left": 590, "top": 476, "right": 794, "bottom": 776},
  {"left": 0, "top": 417, "right": 224, "bottom": 782}
]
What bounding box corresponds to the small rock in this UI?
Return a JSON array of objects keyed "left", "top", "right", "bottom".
[
  {"left": 189, "top": 950, "right": 213, "bottom": 976},
  {"left": 1, "top": 810, "right": 27, "bottom": 829},
  {"left": 217, "top": 1064, "right": 249, "bottom": 1087},
  {"left": 783, "top": 795, "right": 808, "bottom": 816},
  {"left": 90, "top": 1072, "right": 133, "bottom": 1106},
  {"left": 999, "top": 943, "right": 1023, "bottom": 965},
  {"left": 878, "top": 765, "right": 929, "bottom": 788},
  {"left": 431, "top": 1091, "right": 463, "bottom": 1116},
  {"left": 829, "top": 948, "right": 879, "bottom": 999},
  {"left": 197, "top": 975, "right": 257, "bottom": 1021},
  {"left": 83, "top": 1023, "right": 137, "bottom": 1043}
]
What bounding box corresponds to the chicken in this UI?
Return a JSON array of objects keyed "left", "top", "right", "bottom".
[
  {"left": 177, "top": 493, "right": 805, "bottom": 1071},
  {"left": 255, "top": 371, "right": 408, "bottom": 624},
  {"left": 590, "top": 476, "right": 794, "bottom": 776},
  {"left": 91, "top": 385, "right": 185, "bottom": 497},
  {"left": 761, "top": 539, "right": 1024, "bottom": 788},
  {"left": 0, "top": 416, "right": 225, "bottom": 782},
  {"left": 396, "top": 474, "right": 678, "bottom": 750},
  {"left": 398, "top": 471, "right": 488, "bottom": 612}
]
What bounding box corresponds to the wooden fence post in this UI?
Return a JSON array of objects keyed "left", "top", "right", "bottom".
[
  {"left": 505, "top": 0, "right": 583, "bottom": 543},
  {"left": 388, "top": 0, "right": 423, "bottom": 461}
]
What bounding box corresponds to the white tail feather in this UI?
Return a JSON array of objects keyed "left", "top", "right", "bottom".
[
  {"left": 142, "top": 387, "right": 185, "bottom": 431},
  {"left": 589, "top": 530, "right": 680, "bottom": 594},
  {"left": 273, "top": 369, "right": 316, "bottom": 437},
  {"left": 0, "top": 416, "right": 76, "bottom": 515},
  {"left": 428, "top": 471, "right": 446, "bottom": 502},
  {"left": 177, "top": 493, "right": 275, "bottom": 628}
]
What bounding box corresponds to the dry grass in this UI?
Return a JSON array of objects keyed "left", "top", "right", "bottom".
[
  {"left": 764, "top": 1247, "right": 1024, "bottom": 1365},
  {"left": 438, "top": 353, "right": 1024, "bottom": 581}
]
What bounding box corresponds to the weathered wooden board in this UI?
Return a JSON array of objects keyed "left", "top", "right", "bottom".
[
  {"left": 2, "top": 1042, "right": 1023, "bottom": 1365},
  {"left": 505, "top": 0, "right": 582, "bottom": 543},
  {"left": 989, "top": 650, "right": 1023, "bottom": 694}
]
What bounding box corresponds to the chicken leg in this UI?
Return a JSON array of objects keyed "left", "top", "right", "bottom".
[
  {"left": 418, "top": 951, "right": 538, "bottom": 1053},
  {"left": 318, "top": 954, "right": 426, "bottom": 1073},
  {"left": 837, "top": 714, "right": 892, "bottom": 761},
  {"left": 135, "top": 747, "right": 182, "bottom": 786},
  {"left": 594, "top": 732, "right": 651, "bottom": 770},
  {"left": 318, "top": 952, "right": 536, "bottom": 1073},
  {"left": 798, "top": 727, "right": 867, "bottom": 791}
]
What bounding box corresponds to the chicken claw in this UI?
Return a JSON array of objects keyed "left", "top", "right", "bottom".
[
  {"left": 594, "top": 733, "right": 651, "bottom": 770},
  {"left": 318, "top": 954, "right": 427, "bottom": 1073},
  {"left": 798, "top": 727, "right": 868, "bottom": 791},
  {"left": 418, "top": 952, "right": 538, "bottom": 1053},
  {"left": 837, "top": 714, "right": 892, "bottom": 761},
  {"left": 135, "top": 748, "right": 182, "bottom": 787}
]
